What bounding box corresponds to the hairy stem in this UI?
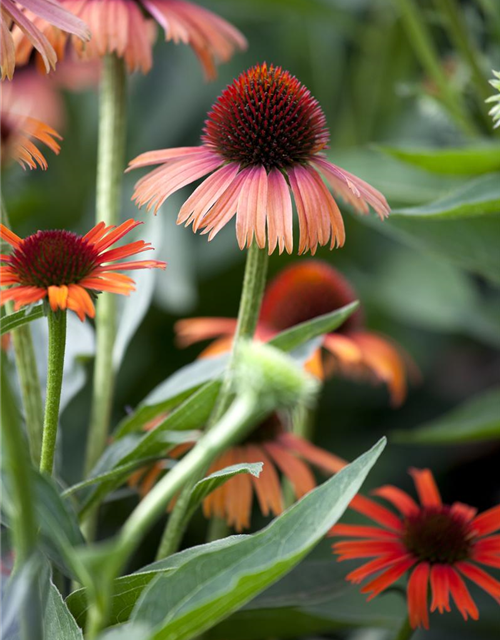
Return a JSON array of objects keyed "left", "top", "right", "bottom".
[
  {"left": 155, "top": 244, "right": 268, "bottom": 559},
  {"left": 83, "top": 53, "right": 127, "bottom": 536},
  {"left": 40, "top": 311, "right": 67, "bottom": 475}
]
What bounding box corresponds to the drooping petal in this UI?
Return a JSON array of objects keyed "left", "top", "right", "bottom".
[
  {"left": 349, "top": 494, "right": 403, "bottom": 532},
  {"left": 447, "top": 568, "right": 479, "bottom": 621},
  {"left": 345, "top": 554, "right": 405, "bottom": 584},
  {"left": 457, "top": 562, "right": 500, "bottom": 602},
  {"left": 407, "top": 563, "right": 430, "bottom": 629},
  {"left": 235, "top": 166, "right": 268, "bottom": 250},
  {"left": 333, "top": 540, "right": 407, "bottom": 561},
  {"left": 267, "top": 168, "right": 293, "bottom": 255},
  {"left": 174, "top": 317, "right": 238, "bottom": 348},
  {"left": 244, "top": 444, "right": 283, "bottom": 517},
  {"left": 278, "top": 432, "right": 346, "bottom": 474},
  {"left": 361, "top": 556, "right": 416, "bottom": 600},
  {"left": 47, "top": 284, "right": 68, "bottom": 311},
  {"left": 430, "top": 564, "right": 451, "bottom": 613},
  {"left": 329, "top": 524, "right": 399, "bottom": 540},
  {"left": 264, "top": 441, "right": 315, "bottom": 499}
]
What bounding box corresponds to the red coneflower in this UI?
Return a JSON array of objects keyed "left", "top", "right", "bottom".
[
  {"left": 14, "top": 0, "right": 247, "bottom": 77},
  {"left": 0, "top": 220, "right": 166, "bottom": 321},
  {"left": 1, "top": 83, "right": 62, "bottom": 170},
  {"left": 129, "top": 63, "right": 390, "bottom": 254},
  {"left": 175, "top": 261, "right": 414, "bottom": 406},
  {"left": 331, "top": 468, "right": 500, "bottom": 629},
  {"left": 129, "top": 412, "right": 346, "bottom": 531},
  {"left": 0, "top": 0, "right": 89, "bottom": 80}
]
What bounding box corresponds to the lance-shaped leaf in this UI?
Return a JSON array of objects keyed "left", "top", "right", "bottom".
[
  {"left": 121, "top": 438, "right": 385, "bottom": 640},
  {"left": 394, "top": 387, "right": 500, "bottom": 443},
  {"left": 45, "top": 580, "right": 83, "bottom": 640},
  {"left": 378, "top": 144, "right": 500, "bottom": 176},
  {"left": 0, "top": 305, "right": 45, "bottom": 335}
]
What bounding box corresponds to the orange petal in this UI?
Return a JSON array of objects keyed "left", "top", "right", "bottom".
[{"left": 409, "top": 468, "right": 442, "bottom": 508}]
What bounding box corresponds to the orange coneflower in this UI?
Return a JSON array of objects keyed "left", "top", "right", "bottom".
[
  {"left": 0, "top": 220, "right": 166, "bottom": 321},
  {"left": 14, "top": 0, "right": 247, "bottom": 77},
  {"left": 1, "top": 83, "right": 62, "bottom": 170},
  {"left": 176, "top": 261, "right": 415, "bottom": 406},
  {"left": 331, "top": 468, "right": 500, "bottom": 629},
  {"left": 129, "top": 412, "right": 346, "bottom": 532},
  {"left": 129, "top": 63, "right": 390, "bottom": 254},
  {"left": 0, "top": 0, "right": 89, "bottom": 79}
]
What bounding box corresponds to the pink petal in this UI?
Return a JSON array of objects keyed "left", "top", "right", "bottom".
[{"left": 267, "top": 168, "right": 293, "bottom": 255}]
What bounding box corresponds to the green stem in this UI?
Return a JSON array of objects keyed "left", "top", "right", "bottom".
[
  {"left": 435, "top": 0, "right": 492, "bottom": 119},
  {"left": 155, "top": 244, "right": 268, "bottom": 559},
  {"left": 85, "top": 393, "right": 263, "bottom": 639},
  {"left": 0, "top": 202, "right": 44, "bottom": 465},
  {"left": 394, "top": 0, "right": 478, "bottom": 136},
  {"left": 39, "top": 311, "right": 67, "bottom": 475},
  {"left": 393, "top": 615, "right": 414, "bottom": 640},
  {"left": 83, "top": 53, "right": 127, "bottom": 535}
]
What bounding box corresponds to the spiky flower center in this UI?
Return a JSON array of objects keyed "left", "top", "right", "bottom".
[
  {"left": 10, "top": 230, "right": 99, "bottom": 288},
  {"left": 260, "top": 262, "right": 363, "bottom": 334},
  {"left": 203, "top": 63, "right": 329, "bottom": 171},
  {"left": 403, "top": 507, "right": 473, "bottom": 564}
]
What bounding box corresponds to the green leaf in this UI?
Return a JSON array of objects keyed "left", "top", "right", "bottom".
[
  {"left": 268, "top": 303, "right": 359, "bottom": 351},
  {"left": 0, "top": 305, "right": 45, "bottom": 335},
  {"left": 127, "top": 438, "right": 385, "bottom": 640},
  {"left": 186, "top": 463, "right": 263, "bottom": 518},
  {"left": 45, "top": 580, "right": 83, "bottom": 640},
  {"left": 378, "top": 144, "right": 500, "bottom": 175},
  {"left": 367, "top": 175, "right": 500, "bottom": 284},
  {"left": 67, "top": 537, "right": 251, "bottom": 627},
  {"left": 394, "top": 387, "right": 500, "bottom": 443},
  {"left": 389, "top": 174, "right": 500, "bottom": 218},
  {"left": 1, "top": 470, "right": 84, "bottom": 578},
  {"left": 206, "top": 560, "right": 406, "bottom": 639}
]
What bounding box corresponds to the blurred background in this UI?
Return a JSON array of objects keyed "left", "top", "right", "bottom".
[{"left": 3, "top": 1, "right": 500, "bottom": 638}]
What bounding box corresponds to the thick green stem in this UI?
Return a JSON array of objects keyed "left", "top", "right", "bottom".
[
  {"left": 155, "top": 244, "right": 268, "bottom": 559},
  {"left": 394, "top": 0, "right": 478, "bottom": 136},
  {"left": 85, "top": 393, "right": 262, "bottom": 639},
  {"left": 393, "top": 615, "right": 414, "bottom": 640},
  {"left": 1, "top": 203, "right": 44, "bottom": 465},
  {"left": 83, "top": 53, "right": 127, "bottom": 535},
  {"left": 39, "top": 311, "right": 67, "bottom": 475}
]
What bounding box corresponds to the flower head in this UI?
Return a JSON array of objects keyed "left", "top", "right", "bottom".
[
  {"left": 1, "top": 83, "right": 62, "bottom": 170},
  {"left": 176, "top": 261, "right": 415, "bottom": 406},
  {"left": 0, "top": 220, "right": 166, "bottom": 320},
  {"left": 331, "top": 469, "right": 500, "bottom": 629},
  {"left": 14, "top": 0, "right": 246, "bottom": 77},
  {"left": 129, "top": 412, "right": 346, "bottom": 531},
  {"left": 129, "top": 63, "right": 390, "bottom": 254},
  {"left": 0, "top": 0, "right": 89, "bottom": 80}
]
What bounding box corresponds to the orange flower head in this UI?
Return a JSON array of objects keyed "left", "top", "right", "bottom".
[
  {"left": 129, "top": 63, "right": 390, "bottom": 254},
  {"left": 0, "top": 0, "right": 89, "bottom": 80},
  {"left": 130, "top": 412, "right": 347, "bottom": 532},
  {"left": 175, "top": 261, "right": 416, "bottom": 406},
  {"left": 331, "top": 469, "right": 500, "bottom": 629},
  {"left": 0, "top": 220, "right": 166, "bottom": 321},
  {"left": 14, "top": 0, "right": 246, "bottom": 77}
]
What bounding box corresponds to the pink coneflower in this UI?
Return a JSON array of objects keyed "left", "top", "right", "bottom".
[
  {"left": 331, "top": 469, "right": 500, "bottom": 629},
  {"left": 0, "top": 220, "right": 166, "bottom": 321},
  {"left": 129, "top": 63, "right": 390, "bottom": 254},
  {"left": 0, "top": 0, "right": 89, "bottom": 80},
  {"left": 176, "top": 261, "right": 415, "bottom": 406},
  {"left": 14, "top": 0, "right": 247, "bottom": 76},
  {"left": 129, "top": 412, "right": 346, "bottom": 531}
]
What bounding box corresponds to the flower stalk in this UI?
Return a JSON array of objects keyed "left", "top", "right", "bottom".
[
  {"left": 394, "top": 616, "right": 414, "bottom": 640},
  {"left": 39, "top": 310, "right": 67, "bottom": 475},
  {"left": 84, "top": 53, "right": 127, "bottom": 504},
  {"left": 155, "top": 243, "right": 268, "bottom": 559}
]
